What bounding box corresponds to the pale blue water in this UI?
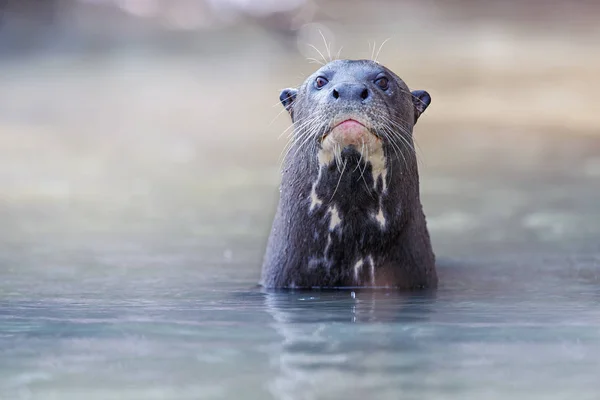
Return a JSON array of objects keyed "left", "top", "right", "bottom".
[{"left": 1, "top": 233, "right": 599, "bottom": 400}]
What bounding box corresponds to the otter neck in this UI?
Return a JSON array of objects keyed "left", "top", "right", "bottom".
[{"left": 308, "top": 145, "right": 385, "bottom": 208}]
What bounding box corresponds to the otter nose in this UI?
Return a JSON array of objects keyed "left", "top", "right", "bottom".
[{"left": 330, "top": 83, "right": 370, "bottom": 102}]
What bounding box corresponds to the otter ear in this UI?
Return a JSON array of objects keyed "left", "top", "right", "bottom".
[
  {"left": 411, "top": 90, "right": 431, "bottom": 123},
  {"left": 279, "top": 88, "right": 298, "bottom": 116}
]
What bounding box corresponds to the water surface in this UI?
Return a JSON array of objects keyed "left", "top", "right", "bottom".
[{"left": 2, "top": 246, "right": 599, "bottom": 399}]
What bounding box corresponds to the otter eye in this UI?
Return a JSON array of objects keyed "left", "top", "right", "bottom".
[
  {"left": 375, "top": 77, "right": 389, "bottom": 90},
  {"left": 315, "top": 76, "right": 328, "bottom": 89}
]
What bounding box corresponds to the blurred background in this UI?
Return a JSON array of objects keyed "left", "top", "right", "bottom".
[
  {"left": 0, "top": 0, "right": 599, "bottom": 275},
  {"left": 2, "top": 2, "right": 600, "bottom": 399}
]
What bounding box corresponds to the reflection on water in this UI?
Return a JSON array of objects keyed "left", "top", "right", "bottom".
[
  {"left": 264, "top": 290, "right": 437, "bottom": 399},
  {"left": 263, "top": 260, "right": 600, "bottom": 399},
  {"left": 1, "top": 265, "right": 599, "bottom": 399}
]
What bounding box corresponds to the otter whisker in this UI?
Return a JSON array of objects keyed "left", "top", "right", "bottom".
[
  {"left": 358, "top": 145, "right": 374, "bottom": 198},
  {"left": 289, "top": 117, "right": 321, "bottom": 139},
  {"left": 270, "top": 105, "right": 293, "bottom": 127},
  {"left": 292, "top": 121, "right": 325, "bottom": 159},
  {"left": 379, "top": 114, "right": 413, "bottom": 140},
  {"left": 374, "top": 37, "right": 391, "bottom": 63},
  {"left": 382, "top": 126, "right": 409, "bottom": 173},
  {"left": 329, "top": 159, "right": 347, "bottom": 203},
  {"left": 352, "top": 138, "right": 365, "bottom": 173},
  {"left": 380, "top": 115, "right": 417, "bottom": 154},
  {"left": 333, "top": 143, "right": 338, "bottom": 172},
  {"left": 385, "top": 127, "right": 413, "bottom": 171},
  {"left": 281, "top": 131, "right": 312, "bottom": 165},
  {"left": 384, "top": 122, "right": 413, "bottom": 151},
  {"left": 369, "top": 41, "right": 376, "bottom": 62},
  {"left": 388, "top": 117, "right": 425, "bottom": 165},
  {"left": 386, "top": 141, "right": 393, "bottom": 189},
  {"left": 357, "top": 144, "right": 367, "bottom": 181},
  {"left": 278, "top": 122, "right": 295, "bottom": 139},
  {"left": 287, "top": 120, "right": 320, "bottom": 150},
  {"left": 270, "top": 89, "right": 297, "bottom": 108},
  {"left": 382, "top": 114, "right": 421, "bottom": 162},
  {"left": 358, "top": 144, "right": 367, "bottom": 179},
  {"left": 398, "top": 88, "right": 430, "bottom": 107},
  {"left": 384, "top": 121, "right": 412, "bottom": 167},
  {"left": 334, "top": 143, "right": 342, "bottom": 173},
  {"left": 318, "top": 29, "right": 332, "bottom": 62},
  {"left": 396, "top": 131, "right": 424, "bottom": 168},
  {"left": 380, "top": 125, "right": 405, "bottom": 170},
  {"left": 307, "top": 57, "right": 325, "bottom": 66},
  {"left": 279, "top": 117, "right": 322, "bottom": 163},
  {"left": 307, "top": 43, "right": 328, "bottom": 65},
  {"left": 280, "top": 132, "right": 306, "bottom": 165},
  {"left": 384, "top": 129, "right": 402, "bottom": 161},
  {"left": 379, "top": 116, "right": 406, "bottom": 149},
  {"left": 379, "top": 115, "right": 423, "bottom": 167},
  {"left": 278, "top": 115, "right": 318, "bottom": 140}
]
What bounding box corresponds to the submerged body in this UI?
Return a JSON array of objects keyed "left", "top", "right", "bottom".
[{"left": 261, "top": 59, "right": 437, "bottom": 289}]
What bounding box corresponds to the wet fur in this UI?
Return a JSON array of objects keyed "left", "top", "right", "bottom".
[{"left": 261, "top": 60, "right": 437, "bottom": 289}]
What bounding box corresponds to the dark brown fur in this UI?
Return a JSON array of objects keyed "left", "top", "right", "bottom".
[{"left": 261, "top": 60, "right": 436, "bottom": 289}]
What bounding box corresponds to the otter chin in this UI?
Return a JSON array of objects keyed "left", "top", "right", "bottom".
[{"left": 261, "top": 59, "right": 437, "bottom": 289}]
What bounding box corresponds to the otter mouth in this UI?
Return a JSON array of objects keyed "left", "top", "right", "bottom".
[
  {"left": 321, "top": 117, "right": 379, "bottom": 146},
  {"left": 332, "top": 118, "right": 366, "bottom": 130}
]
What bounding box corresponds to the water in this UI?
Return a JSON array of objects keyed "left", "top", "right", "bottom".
[
  {"left": 1, "top": 54, "right": 600, "bottom": 398},
  {"left": 1, "top": 248, "right": 599, "bottom": 399}
]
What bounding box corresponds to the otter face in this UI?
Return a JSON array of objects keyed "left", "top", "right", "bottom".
[{"left": 279, "top": 60, "right": 431, "bottom": 168}]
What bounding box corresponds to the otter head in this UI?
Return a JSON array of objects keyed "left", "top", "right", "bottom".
[{"left": 279, "top": 59, "right": 431, "bottom": 182}]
